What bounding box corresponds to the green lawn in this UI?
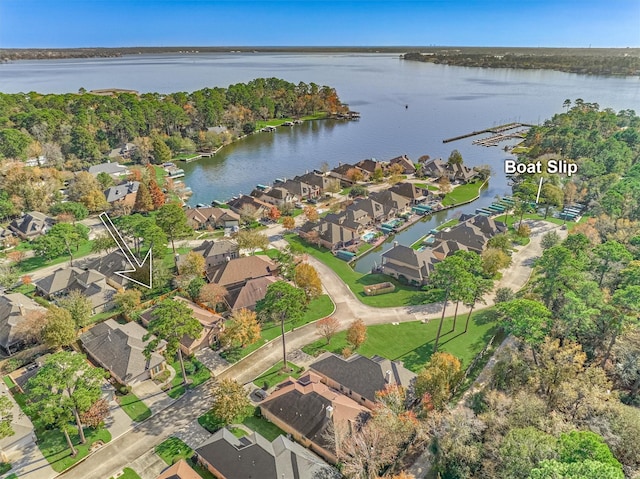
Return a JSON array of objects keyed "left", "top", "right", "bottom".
[
  {"left": 230, "top": 427, "right": 247, "bottom": 438},
  {"left": 303, "top": 309, "right": 499, "bottom": 372},
  {"left": 161, "top": 247, "right": 191, "bottom": 269},
  {"left": 9, "top": 283, "right": 36, "bottom": 296},
  {"left": 110, "top": 468, "right": 142, "bottom": 479},
  {"left": 155, "top": 437, "right": 193, "bottom": 466},
  {"left": 118, "top": 392, "right": 152, "bottom": 422},
  {"left": 3, "top": 376, "right": 16, "bottom": 388},
  {"left": 287, "top": 235, "right": 423, "bottom": 307},
  {"left": 254, "top": 361, "right": 303, "bottom": 389},
  {"left": 152, "top": 165, "right": 167, "bottom": 187},
  {"left": 255, "top": 113, "right": 327, "bottom": 130},
  {"left": 242, "top": 409, "right": 286, "bottom": 441},
  {"left": 198, "top": 410, "right": 225, "bottom": 433},
  {"left": 441, "top": 180, "right": 485, "bottom": 207},
  {"left": 493, "top": 212, "right": 568, "bottom": 227},
  {"left": 5, "top": 474, "right": 17, "bottom": 479},
  {"left": 39, "top": 427, "right": 111, "bottom": 473},
  {"left": 16, "top": 239, "right": 94, "bottom": 274},
  {"left": 167, "top": 357, "right": 211, "bottom": 399},
  {"left": 221, "top": 294, "right": 334, "bottom": 363},
  {"left": 415, "top": 183, "right": 439, "bottom": 191}
]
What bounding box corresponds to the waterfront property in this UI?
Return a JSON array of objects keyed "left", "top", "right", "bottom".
[{"left": 381, "top": 244, "right": 438, "bottom": 286}]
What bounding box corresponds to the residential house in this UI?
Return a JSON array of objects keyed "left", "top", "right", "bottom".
[
  {"left": 310, "top": 352, "right": 417, "bottom": 410},
  {"left": 369, "top": 190, "right": 412, "bottom": 216},
  {"left": 255, "top": 187, "right": 295, "bottom": 208},
  {"left": 381, "top": 244, "right": 438, "bottom": 286},
  {"left": 227, "top": 195, "right": 272, "bottom": 219},
  {"left": 260, "top": 372, "right": 370, "bottom": 464},
  {"left": 347, "top": 198, "right": 387, "bottom": 224},
  {"left": 107, "top": 143, "right": 137, "bottom": 160},
  {"left": 294, "top": 172, "right": 338, "bottom": 193},
  {"left": 34, "top": 267, "right": 117, "bottom": 313},
  {"left": 328, "top": 163, "right": 358, "bottom": 186},
  {"left": 83, "top": 250, "right": 130, "bottom": 289},
  {"left": 0, "top": 228, "right": 15, "bottom": 249},
  {"left": 420, "top": 158, "right": 477, "bottom": 183},
  {"left": 156, "top": 459, "right": 201, "bottom": 479},
  {"left": 448, "top": 163, "right": 478, "bottom": 183},
  {"left": 324, "top": 208, "right": 373, "bottom": 234},
  {"left": 185, "top": 207, "right": 240, "bottom": 230},
  {"left": 355, "top": 158, "right": 383, "bottom": 177},
  {"left": 224, "top": 275, "right": 277, "bottom": 312},
  {"left": 80, "top": 319, "right": 166, "bottom": 386},
  {"left": 104, "top": 181, "right": 140, "bottom": 206},
  {"left": 420, "top": 158, "right": 448, "bottom": 179},
  {"left": 190, "top": 239, "right": 239, "bottom": 270},
  {"left": 431, "top": 239, "right": 469, "bottom": 260},
  {"left": 0, "top": 293, "right": 47, "bottom": 355},
  {"left": 280, "top": 179, "right": 320, "bottom": 200},
  {"left": 195, "top": 428, "right": 337, "bottom": 479},
  {"left": 8, "top": 211, "right": 53, "bottom": 240},
  {"left": 88, "top": 161, "right": 130, "bottom": 179},
  {"left": 433, "top": 215, "right": 506, "bottom": 253},
  {"left": 205, "top": 255, "right": 276, "bottom": 288},
  {"left": 389, "top": 154, "right": 416, "bottom": 174},
  {"left": 299, "top": 220, "right": 358, "bottom": 251},
  {"left": 389, "top": 182, "right": 426, "bottom": 204},
  {"left": 140, "top": 297, "right": 224, "bottom": 355}
]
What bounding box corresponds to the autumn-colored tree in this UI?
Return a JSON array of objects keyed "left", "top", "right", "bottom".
[
  {"left": 235, "top": 229, "right": 269, "bottom": 254},
  {"left": 21, "top": 275, "right": 32, "bottom": 285},
  {"left": 415, "top": 352, "right": 462, "bottom": 410},
  {"left": 148, "top": 178, "right": 166, "bottom": 209},
  {"left": 179, "top": 251, "right": 206, "bottom": 277},
  {"left": 209, "top": 378, "right": 252, "bottom": 425},
  {"left": 438, "top": 175, "right": 452, "bottom": 194},
  {"left": 346, "top": 167, "right": 364, "bottom": 182},
  {"left": 267, "top": 206, "right": 281, "bottom": 222},
  {"left": 482, "top": 247, "right": 512, "bottom": 275},
  {"left": 375, "top": 383, "right": 408, "bottom": 415},
  {"left": 79, "top": 398, "right": 110, "bottom": 429},
  {"left": 41, "top": 306, "right": 77, "bottom": 350},
  {"left": 316, "top": 316, "right": 339, "bottom": 344},
  {"left": 388, "top": 163, "right": 405, "bottom": 176},
  {"left": 13, "top": 310, "right": 46, "bottom": 345},
  {"left": 198, "top": 282, "right": 228, "bottom": 310},
  {"left": 113, "top": 289, "right": 142, "bottom": 318},
  {"left": 347, "top": 319, "right": 367, "bottom": 350},
  {"left": 294, "top": 262, "right": 323, "bottom": 302},
  {"left": 6, "top": 250, "right": 26, "bottom": 264},
  {"left": 282, "top": 215, "right": 296, "bottom": 231},
  {"left": 219, "top": 308, "right": 261, "bottom": 349},
  {"left": 133, "top": 182, "right": 154, "bottom": 212},
  {"left": 304, "top": 205, "right": 319, "bottom": 223}
]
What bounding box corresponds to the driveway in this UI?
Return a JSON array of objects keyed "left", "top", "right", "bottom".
[
  {"left": 131, "top": 380, "right": 174, "bottom": 415},
  {"left": 195, "top": 348, "right": 230, "bottom": 376}
]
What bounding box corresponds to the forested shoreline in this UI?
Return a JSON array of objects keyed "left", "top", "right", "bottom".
[{"left": 0, "top": 78, "right": 347, "bottom": 170}]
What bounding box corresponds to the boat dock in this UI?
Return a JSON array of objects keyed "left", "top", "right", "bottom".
[
  {"left": 443, "top": 122, "right": 534, "bottom": 143},
  {"left": 472, "top": 129, "right": 528, "bottom": 147}
]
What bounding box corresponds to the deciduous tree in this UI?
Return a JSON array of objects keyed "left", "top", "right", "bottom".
[
  {"left": 219, "top": 308, "right": 261, "bottom": 349},
  {"left": 415, "top": 352, "right": 462, "bottom": 410},
  {"left": 294, "top": 262, "right": 322, "bottom": 302},
  {"left": 316, "top": 316, "right": 339, "bottom": 344},
  {"left": 41, "top": 306, "right": 77, "bottom": 350},
  {"left": 209, "top": 378, "right": 252, "bottom": 425},
  {"left": 179, "top": 251, "right": 206, "bottom": 277},
  {"left": 58, "top": 290, "right": 93, "bottom": 328},
  {"left": 145, "top": 299, "right": 203, "bottom": 386},
  {"left": 282, "top": 215, "right": 295, "bottom": 231},
  {"left": 496, "top": 299, "right": 552, "bottom": 364},
  {"left": 113, "top": 289, "right": 142, "bottom": 318},
  {"left": 198, "top": 282, "right": 228, "bottom": 311},
  {"left": 304, "top": 205, "right": 319, "bottom": 223},
  {"left": 347, "top": 318, "right": 367, "bottom": 349},
  {"left": 156, "top": 202, "right": 192, "bottom": 256}
]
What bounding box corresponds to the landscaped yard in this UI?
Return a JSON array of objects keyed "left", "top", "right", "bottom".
[
  {"left": 242, "top": 408, "right": 285, "bottom": 441},
  {"left": 15, "top": 238, "right": 94, "bottom": 274},
  {"left": 166, "top": 357, "right": 211, "bottom": 399},
  {"left": 117, "top": 392, "right": 152, "bottom": 422},
  {"left": 39, "top": 427, "right": 112, "bottom": 473},
  {"left": 110, "top": 467, "right": 142, "bottom": 479},
  {"left": 155, "top": 437, "right": 193, "bottom": 466},
  {"left": 254, "top": 361, "right": 303, "bottom": 389},
  {"left": 287, "top": 235, "right": 423, "bottom": 307},
  {"left": 441, "top": 180, "right": 485, "bottom": 206},
  {"left": 221, "top": 294, "right": 334, "bottom": 362},
  {"left": 493, "top": 212, "right": 568, "bottom": 227},
  {"left": 303, "top": 309, "right": 499, "bottom": 372}
]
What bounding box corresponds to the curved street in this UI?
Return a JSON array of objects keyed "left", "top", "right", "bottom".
[{"left": 58, "top": 220, "right": 563, "bottom": 479}]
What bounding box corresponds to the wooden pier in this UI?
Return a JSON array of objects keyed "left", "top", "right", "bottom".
[{"left": 442, "top": 122, "right": 534, "bottom": 143}]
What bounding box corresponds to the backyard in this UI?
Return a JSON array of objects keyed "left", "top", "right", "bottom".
[
  {"left": 303, "top": 309, "right": 500, "bottom": 372},
  {"left": 198, "top": 407, "right": 285, "bottom": 442},
  {"left": 441, "top": 180, "right": 486, "bottom": 207}
]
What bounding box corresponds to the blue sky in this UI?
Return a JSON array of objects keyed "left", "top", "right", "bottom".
[{"left": 1, "top": 0, "right": 638, "bottom": 48}]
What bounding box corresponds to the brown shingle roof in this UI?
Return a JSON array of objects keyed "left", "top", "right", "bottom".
[{"left": 205, "top": 255, "right": 275, "bottom": 286}]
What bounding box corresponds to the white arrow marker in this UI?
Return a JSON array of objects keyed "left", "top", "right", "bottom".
[{"left": 99, "top": 212, "right": 153, "bottom": 289}]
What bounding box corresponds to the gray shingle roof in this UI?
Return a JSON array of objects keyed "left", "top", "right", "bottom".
[
  {"left": 104, "top": 181, "right": 139, "bottom": 203},
  {"left": 310, "top": 353, "right": 416, "bottom": 403},
  {"left": 88, "top": 162, "right": 128, "bottom": 176},
  {"left": 80, "top": 319, "right": 165, "bottom": 385},
  {"left": 0, "top": 293, "right": 46, "bottom": 352}
]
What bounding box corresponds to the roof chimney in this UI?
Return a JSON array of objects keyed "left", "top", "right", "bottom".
[
  {"left": 385, "top": 370, "right": 392, "bottom": 384},
  {"left": 18, "top": 303, "right": 26, "bottom": 316},
  {"left": 326, "top": 405, "right": 333, "bottom": 419}
]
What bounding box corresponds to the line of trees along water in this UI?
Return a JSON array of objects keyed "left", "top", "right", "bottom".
[{"left": 0, "top": 77, "right": 347, "bottom": 169}]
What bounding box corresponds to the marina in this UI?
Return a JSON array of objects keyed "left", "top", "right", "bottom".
[{"left": 442, "top": 122, "right": 534, "bottom": 143}]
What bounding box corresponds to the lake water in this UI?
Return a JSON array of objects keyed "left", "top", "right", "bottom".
[{"left": 2, "top": 53, "right": 640, "bottom": 270}]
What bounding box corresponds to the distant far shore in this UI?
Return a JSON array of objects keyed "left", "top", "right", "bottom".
[{"left": 2, "top": 45, "right": 640, "bottom": 62}]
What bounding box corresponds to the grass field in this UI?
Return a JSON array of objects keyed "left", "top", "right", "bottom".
[
  {"left": 221, "top": 294, "right": 334, "bottom": 362},
  {"left": 303, "top": 309, "right": 499, "bottom": 372},
  {"left": 167, "top": 357, "right": 211, "bottom": 398},
  {"left": 441, "top": 180, "right": 485, "bottom": 207},
  {"left": 16, "top": 239, "right": 94, "bottom": 274},
  {"left": 39, "top": 427, "right": 112, "bottom": 473},
  {"left": 254, "top": 361, "right": 303, "bottom": 389},
  {"left": 156, "top": 437, "right": 193, "bottom": 466},
  {"left": 118, "top": 392, "right": 152, "bottom": 422},
  {"left": 287, "top": 235, "right": 423, "bottom": 307}
]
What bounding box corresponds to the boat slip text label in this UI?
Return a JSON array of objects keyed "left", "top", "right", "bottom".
[{"left": 504, "top": 160, "right": 578, "bottom": 177}]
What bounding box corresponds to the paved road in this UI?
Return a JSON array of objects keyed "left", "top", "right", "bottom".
[{"left": 58, "top": 220, "right": 564, "bottom": 479}]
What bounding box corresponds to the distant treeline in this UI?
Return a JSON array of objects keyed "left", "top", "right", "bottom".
[
  {"left": 0, "top": 77, "right": 347, "bottom": 168},
  {"left": 403, "top": 50, "right": 640, "bottom": 76}
]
